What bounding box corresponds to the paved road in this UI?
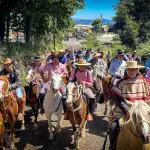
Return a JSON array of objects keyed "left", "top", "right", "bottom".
[{"left": 13, "top": 103, "right": 109, "bottom": 150}]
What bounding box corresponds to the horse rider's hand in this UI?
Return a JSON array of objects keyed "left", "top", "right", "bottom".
[{"left": 125, "top": 112, "right": 130, "bottom": 121}]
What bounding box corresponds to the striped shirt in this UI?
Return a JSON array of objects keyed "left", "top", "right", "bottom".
[
  {"left": 42, "top": 63, "right": 68, "bottom": 81},
  {"left": 111, "top": 76, "right": 150, "bottom": 102},
  {"left": 69, "top": 68, "right": 93, "bottom": 87}
]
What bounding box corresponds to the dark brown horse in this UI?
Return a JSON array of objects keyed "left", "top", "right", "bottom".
[
  {"left": 66, "top": 58, "right": 73, "bottom": 77},
  {"left": 0, "top": 75, "right": 18, "bottom": 148},
  {"left": 26, "top": 69, "right": 41, "bottom": 129},
  {"left": 66, "top": 82, "right": 87, "bottom": 149}
]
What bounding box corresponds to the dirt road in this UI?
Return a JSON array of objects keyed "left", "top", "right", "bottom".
[{"left": 13, "top": 103, "right": 109, "bottom": 150}]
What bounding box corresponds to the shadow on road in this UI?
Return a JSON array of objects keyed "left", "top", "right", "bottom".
[{"left": 86, "top": 114, "right": 108, "bottom": 137}]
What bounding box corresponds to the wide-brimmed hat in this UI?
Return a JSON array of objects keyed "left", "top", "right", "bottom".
[
  {"left": 59, "top": 49, "right": 64, "bottom": 53},
  {"left": 125, "top": 61, "right": 145, "bottom": 68},
  {"left": 74, "top": 59, "right": 91, "bottom": 66},
  {"left": 117, "top": 50, "right": 124, "bottom": 56},
  {"left": 93, "top": 53, "right": 101, "bottom": 57},
  {"left": 2, "top": 58, "right": 13, "bottom": 64},
  {"left": 31, "top": 56, "right": 43, "bottom": 61},
  {"left": 51, "top": 54, "right": 59, "bottom": 59},
  {"left": 133, "top": 50, "right": 137, "bottom": 53}
]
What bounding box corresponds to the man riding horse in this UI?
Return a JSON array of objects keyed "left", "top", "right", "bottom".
[
  {"left": 0, "top": 58, "right": 26, "bottom": 121},
  {"left": 109, "top": 50, "right": 126, "bottom": 85},
  {"left": 69, "top": 59, "right": 96, "bottom": 121},
  {"left": 40, "top": 54, "right": 68, "bottom": 115},
  {"left": 109, "top": 61, "right": 150, "bottom": 150}
]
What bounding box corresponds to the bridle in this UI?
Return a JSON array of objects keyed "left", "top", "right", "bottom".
[{"left": 66, "top": 84, "right": 85, "bottom": 112}]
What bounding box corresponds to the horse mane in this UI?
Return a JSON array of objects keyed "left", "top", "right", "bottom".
[{"left": 127, "top": 100, "right": 150, "bottom": 127}]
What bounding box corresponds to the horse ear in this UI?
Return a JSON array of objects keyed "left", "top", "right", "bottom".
[{"left": 124, "top": 99, "right": 133, "bottom": 107}]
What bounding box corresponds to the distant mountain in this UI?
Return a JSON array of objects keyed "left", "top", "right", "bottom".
[{"left": 72, "top": 18, "right": 114, "bottom": 25}]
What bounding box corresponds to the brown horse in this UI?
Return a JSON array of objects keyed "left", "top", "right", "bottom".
[
  {"left": 0, "top": 75, "right": 18, "bottom": 148},
  {"left": 66, "top": 58, "right": 73, "bottom": 77},
  {"left": 26, "top": 69, "right": 41, "bottom": 129},
  {"left": 66, "top": 82, "right": 87, "bottom": 150}
]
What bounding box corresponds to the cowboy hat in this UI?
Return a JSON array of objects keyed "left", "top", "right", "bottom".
[
  {"left": 74, "top": 59, "right": 91, "bottom": 66},
  {"left": 125, "top": 61, "right": 145, "bottom": 68},
  {"left": 31, "top": 56, "right": 44, "bottom": 61},
  {"left": 59, "top": 49, "right": 64, "bottom": 53},
  {"left": 133, "top": 50, "right": 137, "bottom": 53},
  {"left": 93, "top": 53, "right": 101, "bottom": 57},
  {"left": 2, "top": 58, "right": 13, "bottom": 64},
  {"left": 117, "top": 50, "right": 124, "bottom": 56}
]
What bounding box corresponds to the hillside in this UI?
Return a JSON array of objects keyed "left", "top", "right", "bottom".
[{"left": 73, "top": 18, "right": 113, "bottom": 25}]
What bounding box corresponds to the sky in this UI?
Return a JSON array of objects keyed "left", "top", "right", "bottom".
[{"left": 73, "top": 0, "right": 119, "bottom": 20}]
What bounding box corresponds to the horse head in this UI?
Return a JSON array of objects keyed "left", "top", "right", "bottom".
[
  {"left": 51, "top": 71, "right": 63, "bottom": 90},
  {"left": 126, "top": 100, "right": 150, "bottom": 144},
  {"left": 66, "top": 82, "right": 79, "bottom": 106},
  {"left": 26, "top": 69, "right": 36, "bottom": 83},
  {"left": 0, "top": 75, "right": 10, "bottom": 101}
]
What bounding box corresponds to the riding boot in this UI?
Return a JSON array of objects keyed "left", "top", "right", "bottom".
[
  {"left": 87, "top": 98, "right": 96, "bottom": 121},
  {"left": 109, "top": 120, "right": 120, "bottom": 150},
  {"left": 62, "top": 98, "right": 68, "bottom": 120},
  {"left": 39, "top": 93, "right": 45, "bottom": 115}
]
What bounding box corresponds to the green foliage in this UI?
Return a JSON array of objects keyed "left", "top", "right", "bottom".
[
  {"left": 92, "top": 18, "right": 102, "bottom": 33},
  {"left": 113, "top": 0, "right": 150, "bottom": 49}
]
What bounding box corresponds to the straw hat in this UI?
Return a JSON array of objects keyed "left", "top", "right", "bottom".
[
  {"left": 74, "top": 59, "right": 91, "bottom": 66},
  {"left": 2, "top": 58, "right": 13, "bottom": 64},
  {"left": 93, "top": 53, "right": 101, "bottom": 57},
  {"left": 125, "top": 61, "right": 144, "bottom": 68},
  {"left": 133, "top": 50, "right": 137, "bottom": 53},
  {"left": 59, "top": 49, "right": 64, "bottom": 53}
]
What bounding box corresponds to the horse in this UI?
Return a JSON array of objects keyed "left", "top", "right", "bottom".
[
  {"left": 26, "top": 69, "right": 41, "bottom": 129},
  {"left": 66, "top": 82, "right": 87, "bottom": 150},
  {"left": 116, "top": 100, "right": 150, "bottom": 150},
  {"left": 0, "top": 75, "right": 18, "bottom": 148},
  {"left": 66, "top": 58, "right": 73, "bottom": 77},
  {"left": 43, "top": 71, "right": 64, "bottom": 140}
]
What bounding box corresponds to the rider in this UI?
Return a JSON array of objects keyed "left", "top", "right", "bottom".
[
  {"left": 109, "top": 50, "right": 126, "bottom": 85},
  {"left": 69, "top": 59, "right": 95, "bottom": 121},
  {"left": 58, "top": 49, "right": 67, "bottom": 65},
  {"left": 83, "top": 50, "right": 93, "bottom": 63},
  {"left": 46, "top": 50, "right": 55, "bottom": 63},
  {"left": 40, "top": 54, "right": 68, "bottom": 114},
  {"left": 109, "top": 61, "right": 149, "bottom": 150},
  {"left": 0, "top": 58, "right": 25, "bottom": 120},
  {"left": 66, "top": 49, "right": 75, "bottom": 63}
]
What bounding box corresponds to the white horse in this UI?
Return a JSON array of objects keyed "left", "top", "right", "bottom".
[
  {"left": 43, "top": 71, "right": 63, "bottom": 140},
  {"left": 116, "top": 100, "right": 150, "bottom": 150}
]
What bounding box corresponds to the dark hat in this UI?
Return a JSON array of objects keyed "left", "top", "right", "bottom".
[
  {"left": 31, "top": 56, "right": 43, "bottom": 61},
  {"left": 51, "top": 54, "right": 59, "bottom": 59},
  {"left": 117, "top": 50, "right": 124, "bottom": 56},
  {"left": 86, "top": 50, "right": 90, "bottom": 54}
]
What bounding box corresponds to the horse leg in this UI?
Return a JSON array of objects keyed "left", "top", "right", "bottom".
[
  {"left": 56, "top": 104, "right": 62, "bottom": 133},
  {"left": 10, "top": 122, "right": 15, "bottom": 148},
  {"left": 33, "top": 104, "right": 38, "bottom": 129},
  {"left": 47, "top": 114, "right": 54, "bottom": 140},
  {"left": 81, "top": 120, "right": 87, "bottom": 138}
]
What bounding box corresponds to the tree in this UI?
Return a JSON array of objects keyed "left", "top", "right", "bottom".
[{"left": 92, "top": 18, "right": 102, "bottom": 33}]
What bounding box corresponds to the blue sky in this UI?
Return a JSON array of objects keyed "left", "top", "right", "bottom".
[{"left": 73, "top": 0, "right": 119, "bottom": 20}]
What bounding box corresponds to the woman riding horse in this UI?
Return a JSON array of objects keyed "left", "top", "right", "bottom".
[
  {"left": 69, "top": 59, "right": 96, "bottom": 121},
  {"left": 109, "top": 61, "right": 150, "bottom": 150}
]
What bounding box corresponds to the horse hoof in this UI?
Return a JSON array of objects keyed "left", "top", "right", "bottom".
[
  {"left": 103, "top": 110, "right": 107, "bottom": 115},
  {"left": 21, "top": 125, "right": 25, "bottom": 130},
  {"left": 56, "top": 128, "right": 61, "bottom": 133},
  {"left": 10, "top": 143, "right": 15, "bottom": 149}
]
